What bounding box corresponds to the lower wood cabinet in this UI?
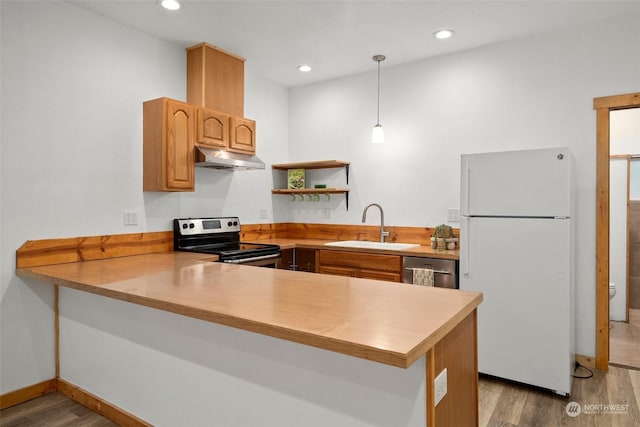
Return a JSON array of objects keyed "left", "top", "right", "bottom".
[
  {"left": 317, "top": 250, "right": 402, "bottom": 282},
  {"left": 278, "top": 248, "right": 316, "bottom": 272}
]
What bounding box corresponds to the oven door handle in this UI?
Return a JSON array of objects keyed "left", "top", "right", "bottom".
[{"left": 223, "top": 253, "right": 281, "bottom": 264}]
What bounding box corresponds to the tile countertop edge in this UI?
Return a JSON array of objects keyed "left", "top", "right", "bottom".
[{"left": 16, "top": 253, "right": 478, "bottom": 369}]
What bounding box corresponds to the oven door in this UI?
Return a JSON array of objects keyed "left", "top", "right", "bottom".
[{"left": 222, "top": 253, "right": 281, "bottom": 268}]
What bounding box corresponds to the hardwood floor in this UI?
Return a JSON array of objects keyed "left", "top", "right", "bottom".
[
  {"left": 610, "top": 308, "right": 640, "bottom": 369},
  {"left": 2, "top": 366, "right": 639, "bottom": 426},
  {"left": 480, "top": 365, "right": 640, "bottom": 427}
]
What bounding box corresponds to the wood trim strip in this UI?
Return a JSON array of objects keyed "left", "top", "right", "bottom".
[
  {"left": 0, "top": 379, "right": 57, "bottom": 410},
  {"left": 595, "top": 106, "right": 610, "bottom": 371},
  {"left": 426, "top": 348, "right": 435, "bottom": 427},
  {"left": 16, "top": 231, "right": 173, "bottom": 268},
  {"left": 594, "top": 92, "right": 640, "bottom": 371},
  {"left": 55, "top": 286, "right": 60, "bottom": 378},
  {"left": 593, "top": 92, "right": 640, "bottom": 110},
  {"left": 57, "top": 378, "right": 152, "bottom": 427}
]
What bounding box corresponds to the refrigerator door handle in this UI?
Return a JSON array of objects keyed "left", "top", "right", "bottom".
[
  {"left": 461, "top": 159, "right": 471, "bottom": 215},
  {"left": 461, "top": 216, "right": 470, "bottom": 277}
]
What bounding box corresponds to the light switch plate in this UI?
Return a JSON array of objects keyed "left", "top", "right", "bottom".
[
  {"left": 124, "top": 211, "right": 138, "bottom": 226},
  {"left": 446, "top": 208, "right": 460, "bottom": 223}
]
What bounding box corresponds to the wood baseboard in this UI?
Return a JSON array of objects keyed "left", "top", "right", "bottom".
[
  {"left": 576, "top": 353, "right": 596, "bottom": 369},
  {"left": 57, "top": 378, "right": 152, "bottom": 427},
  {"left": 0, "top": 378, "right": 57, "bottom": 410},
  {"left": 1, "top": 378, "right": 151, "bottom": 426}
]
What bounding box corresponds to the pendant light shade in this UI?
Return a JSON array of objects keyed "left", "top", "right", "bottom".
[
  {"left": 372, "top": 54, "right": 385, "bottom": 144},
  {"left": 372, "top": 124, "right": 384, "bottom": 144}
]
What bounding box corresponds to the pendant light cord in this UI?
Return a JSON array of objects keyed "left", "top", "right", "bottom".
[{"left": 376, "top": 59, "right": 381, "bottom": 125}]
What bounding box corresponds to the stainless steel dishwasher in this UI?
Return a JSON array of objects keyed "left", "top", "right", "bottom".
[{"left": 402, "top": 257, "right": 458, "bottom": 288}]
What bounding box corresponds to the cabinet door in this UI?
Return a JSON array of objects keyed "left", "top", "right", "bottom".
[
  {"left": 166, "top": 100, "right": 195, "bottom": 190},
  {"left": 197, "top": 108, "right": 229, "bottom": 148},
  {"left": 277, "top": 249, "right": 294, "bottom": 270},
  {"left": 229, "top": 116, "right": 256, "bottom": 154}
]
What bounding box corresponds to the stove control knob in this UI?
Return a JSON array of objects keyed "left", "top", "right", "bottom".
[
  {"left": 227, "top": 221, "right": 233, "bottom": 226},
  {"left": 233, "top": 221, "right": 238, "bottom": 226},
  {"left": 189, "top": 223, "right": 195, "bottom": 229},
  {"left": 182, "top": 223, "right": 188, "bottom": 229}
]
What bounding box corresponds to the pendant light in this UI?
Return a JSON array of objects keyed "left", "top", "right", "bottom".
[{"left": 372, "top": 55, "right": 385, "bottom": 144}]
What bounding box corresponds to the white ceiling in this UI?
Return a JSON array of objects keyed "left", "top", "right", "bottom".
[{"left": 71, "top": 0, "right": 640, "bottom": 88}]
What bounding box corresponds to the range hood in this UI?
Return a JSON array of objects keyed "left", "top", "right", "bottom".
[{"left": 195, "top": 146, "right": 265, "bottom": 170}]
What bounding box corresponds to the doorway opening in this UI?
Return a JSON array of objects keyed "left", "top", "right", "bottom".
[
  {"left": 608, "top": 110, "right": 640, "bottom": 369},
  {"left": 594, "top": 92, "right": 640, "bottom": 371}
]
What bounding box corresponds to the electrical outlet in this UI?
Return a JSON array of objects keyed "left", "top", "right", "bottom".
[
  {"left": 259, "top": 208, "right": 268, "bottom": 219},
  {"left": 124, "top": 211, "right": 138, "bottom": 226},
  {"left": 434, "top": 368, "right": 447, "bottom": 406},
  {"left": 446, "top": 208, "right": 460, "bottom": 223},
  {"left": 321, "top": 208, "right": 331, "bottom": 219}
]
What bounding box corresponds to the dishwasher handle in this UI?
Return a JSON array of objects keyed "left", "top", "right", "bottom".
[{"left": 404, "top": 267, "right": 451, "bottom": 275}]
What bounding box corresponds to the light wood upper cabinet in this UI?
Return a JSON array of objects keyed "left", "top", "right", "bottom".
[
  {"left": 229, "top": 116, "right": 256, "bottom": 154},
  {"left": 197, "top": 107, "right": 230, "bottom": 148},
  {"left": 186, "top": 43, "right": 245, "bottom": 117},
  {"left": 143, "top": 97, "right": 195, "bottom": 192},
  {"left": 187, "top": 43, "right": 256, "bottom": 155}
]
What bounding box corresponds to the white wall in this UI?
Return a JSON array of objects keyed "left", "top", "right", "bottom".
[
  {"left": 287, "top": 14, "right": 640, "bottom": 357},
  {"left": 0, "top": 1, "right": 288, "bottom": 394},
  {"left": 58, "top": 288, "right": 426, "bottom": 426}
]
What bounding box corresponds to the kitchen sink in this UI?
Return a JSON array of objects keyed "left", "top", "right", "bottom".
[{"left": 324, "top": 240, "right": 420, "bottom": 251}]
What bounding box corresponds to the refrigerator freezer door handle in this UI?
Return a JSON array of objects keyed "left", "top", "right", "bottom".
[{"left": 461, "top": 216, "right": 470, "bottom": 277}]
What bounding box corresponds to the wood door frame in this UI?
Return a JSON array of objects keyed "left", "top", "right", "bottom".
[{"left": 593, "top": 92, "right": 640, "bottom": 370}]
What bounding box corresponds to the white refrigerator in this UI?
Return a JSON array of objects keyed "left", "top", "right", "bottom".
[{"left": 460, "top": 147, "right": 575, "bottom": 396}]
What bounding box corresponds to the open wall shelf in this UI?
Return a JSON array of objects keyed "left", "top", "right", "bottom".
[{"left": 271, "top": 160, "right": 350, "bottom": 210}]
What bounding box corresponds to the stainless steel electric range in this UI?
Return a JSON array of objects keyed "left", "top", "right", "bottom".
[{"left": 173, "top": 217, "right": 281, "bottom": 267}]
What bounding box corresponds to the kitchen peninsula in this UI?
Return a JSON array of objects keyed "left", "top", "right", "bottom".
[{"left": 16, "top": 239, "right": 481, "bottom": 426}]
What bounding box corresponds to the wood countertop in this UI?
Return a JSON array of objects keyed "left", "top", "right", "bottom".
[
  {"left": 245, "top": 238, "right": 460, "bottom": 259},
  {"left": 17, "top": 252, "right": 480, "bottom": 368}
]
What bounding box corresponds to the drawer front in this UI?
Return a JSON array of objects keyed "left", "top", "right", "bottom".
[
  {"left": 359, "top": 269, "right": 401, "bottom": 283},
  {"left": 317, "top": 265, "right": 358, "bottom": 278},
  {"left": 318, "top": 250, "right": 401, "bottom": 272}
]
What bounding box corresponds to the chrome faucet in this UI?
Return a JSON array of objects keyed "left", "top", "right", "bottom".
[{"left": 362, "top": 203, "right": 390, "bottom": 243}]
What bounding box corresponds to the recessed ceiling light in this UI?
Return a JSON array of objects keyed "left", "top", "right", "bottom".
[
  {"left": 297, "top": 65, "right": 312, "bottom": 72},
  {"left": 434, "top": 29, "right": 455, "bottom": 39},
  {"left": 161, "top": 0, "right": 180, "bottom": 11}
]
